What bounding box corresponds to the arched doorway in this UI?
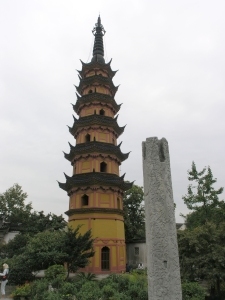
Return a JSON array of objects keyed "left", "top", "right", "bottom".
[{"left": 101, "top": 246, "right": 110, "bottom": 271}]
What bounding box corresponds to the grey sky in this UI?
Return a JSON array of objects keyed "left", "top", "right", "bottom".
[{"left": 0, "top": 0, "right": 225, "bottom": 222}]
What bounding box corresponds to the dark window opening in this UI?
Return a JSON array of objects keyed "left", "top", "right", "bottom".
[
  {"left": 99, "top": 109, "right": 105, "bottom": 116},
  {"left": 81, "top": 194, "right": 89, "bottom": 206},
  {"left": 100, "top": 162, "right": 107, "bottom": 172},
  {"left": 85, "top": 134, "right": 91, "bottom": 142},
  {"left": 117, "top": 198, "right": 120, "bottom": 209},
  {"left": 101, "top": 247, "right": 110, "bottom": 270},
  {"left": 88, "top": 89, "right": 93, "bottom": 94}
]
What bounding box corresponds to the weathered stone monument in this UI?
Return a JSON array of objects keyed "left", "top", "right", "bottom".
[{"left": 142, "top": 137, "right": 182, "bottom": 300}]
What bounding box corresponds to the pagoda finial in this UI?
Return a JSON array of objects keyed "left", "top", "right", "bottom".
[{"left": 91, "top": 15, "right": 106, "bottom": 63}]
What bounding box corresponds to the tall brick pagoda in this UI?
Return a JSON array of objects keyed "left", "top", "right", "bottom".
[{"left": 59, "top": 16, "right": 132, "bottom": 274}]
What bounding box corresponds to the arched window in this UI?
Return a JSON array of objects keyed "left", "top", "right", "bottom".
[
  {"left": 101, "top": 247, "right": 110, "bottom": 270},
  {"left": 81, "top": 194, "right": 89, "bottom": 206},
  {"left": 85, "top": 134, "right": 91, "bottom": 142},
  {"left": 100, "top": 162, "right": 107, "bottom": 172},
  {"left": 88, "top": 89, "right": 93, "bottom": 94},
  {"left": 99, "top": 109, "right": 105, "bottom": 116}
]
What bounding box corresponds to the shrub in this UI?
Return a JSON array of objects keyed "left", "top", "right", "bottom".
[
  {"left": 76, "top": 281, "right": 101, "bottom": 300},
  {"left": 30, "top": 278, "right": 49, "bottom": 300},
  {"left": 12, "top": 283, "right": 31, "bottom": 297},
  {"left": 101, "top": 284, "right": 117, "bottom": 299},
  {"left": 45, "top": 264, "right": 66, "bottom": 288},
  {"left": 182, "top": 281, "right": 205, "bottom": 300}
]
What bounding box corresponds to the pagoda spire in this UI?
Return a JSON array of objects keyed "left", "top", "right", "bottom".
[{"left": 91, "top": 15, "right": 106, "bottom": 63}]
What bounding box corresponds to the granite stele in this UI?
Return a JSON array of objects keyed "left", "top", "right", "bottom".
[{"left": 142, "top": 137, "right": 182, "bottom": 300}]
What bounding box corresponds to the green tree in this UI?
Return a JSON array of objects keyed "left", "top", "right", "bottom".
[
  {"left": 123, "top": 184, "right": 145, "bottom": 242},
  {"left": 0, "top": 184, "right": 32, "bottom": 225},
  {"left": 179, "top": 162, "right": 225, "bottom": 297},
  {"left": 182, "top": 162, "right": 224, "bottom": 228},
  {"left": 62, "top": 226, "right": 95, "bottom": 278},
  {"left": 178, "top": 222, "right": 225, "bottom": 296},
  {"left": 26, "top": 211, "right": 66, "bottom": 234},
  {"left": 7, "top": 227, "right": 95, "bottom": 284},
  {"left": 0, "top": 184, "right": 66, "bottom": 233}
]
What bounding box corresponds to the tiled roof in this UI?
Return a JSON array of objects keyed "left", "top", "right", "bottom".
[
  {"left": 58, "top": 172, "right": 133, "bottom": 193},
  {"left": 64, "top": 141, "right": 130, "bottom": 162},
  {"left": 73, "top": 93, "right": 121, "bottom": 114},
  {"left": 69, "top": 114, "right": 125, "bottom": 136}
]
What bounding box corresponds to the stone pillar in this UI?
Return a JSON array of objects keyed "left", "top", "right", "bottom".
[{"left": 142, "top": 137, "right": 182, "bottom": 300}]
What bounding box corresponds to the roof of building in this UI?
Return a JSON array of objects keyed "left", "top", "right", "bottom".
[
  {"left": 75, "top": 75, "right": 118, "bottom": 96},
  {"left": 68, "top": 114, "right": 125, "bottom": 137},
  {"left": 58, "top": 172, "right": 133, "bottom": 193},
  {"left": 65, "top": 207, "right": 124, "bottom": 217},
  {"left": 73, "top": 93, "right": 121, "bottom": 115},
  {"left": 64, "top": 141, "right": 130, "bottom": 162}
]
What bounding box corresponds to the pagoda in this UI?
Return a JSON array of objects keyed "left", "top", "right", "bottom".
[{"left": 59, "top": 16, "right": 132, "bottom": 274}]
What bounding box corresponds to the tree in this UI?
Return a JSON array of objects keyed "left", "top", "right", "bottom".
[
  {"left": 0, "top": 184, "right": 66, "bottom": 233},
  {"left": 178, "top": 222, "right": 225, "bottom": 296},
  {"left": 123, "top": 184, "right": 145, "bottom": 242},
  {"left": 7, "top": 227, "right": 95, "bottom": 284},
  {"left": 0, "top": 184, "right": 32, "bottom": 225},
  {"left": 25, "top": 211, "right": 67, "bottom": 234},
  {"left": 178, "top": 162, "right": 225, "bottom": 297},
  {"left": 182, "top": 162, "right": 224, "bottom": 228},
  {"left": 62, "top": 226, "right": 95, "bottom": 278}
]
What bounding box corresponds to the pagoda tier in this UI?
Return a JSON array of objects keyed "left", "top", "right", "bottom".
[
  {"left": 58, "top": 172, "right": 132, "bottom": 193},
  {"left": 64, "top": 141, "right": 130, "bottom": 163},
  {"left": 78, "top": 59, "right": 117, "bottom": 78},
  {"left": 73, "top": 93, "right": 121, "bottom": 115},
  {"left": 75, "top": 76, "right": 118, "bottom": 97},
  {"left": 68, "top": 114, "right": 125, "bottom": 138}
]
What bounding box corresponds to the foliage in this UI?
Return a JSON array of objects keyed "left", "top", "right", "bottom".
[
  {"left": 0, "top": 184, "right": 32, "bottom": 225},
  {"left": 62, "top": 226, "right": 95, "bottom": 278},
  {"left": 0, "top": 184, "right": 66, "bottom": 234},
  {"left": 182, "top": 162, "right": 224, "bottom": 228},
  {"left": 45, "top": 265, "right": 66, "bottom": 288},
  {"left": 179, "top": 162, "right": 225, "bottom": 296},
  {"left": 182, "top": 282, "right": 205, "bottom": 300},
  {"left": 123, "top": 184, "right": 145, "bottom": 242},
  {"left": 11, "top": 271, "right": 149, "bottom": 300},
  {"left": 1, "top": 233, "right": 30, "bottom": 259},
  {"left": 75, "top": 271, "right": 97, "bottom": 281},
  {"left": 26, "top": 211, "right": 66, "bottom": 234},
  {"left": 30, "top": 278, "right": 49, "bottom": 300},
  {"left": 178, "top": 222, "right": 225, "bottom": 293},
  {"left": 12, "top": 283, "right": 31, "bottom": 297},
  {"left": 8, "top": 254, "right": 35, "bottom": 284},
  {"left": 7, "top": 227, "right": 94, "bottom": 285},
  {"left": 76, "top": 281, "right": 101, "bottom": 300},
  {"left": 24, "top": 230, "right": 66, "bottom": 271}
]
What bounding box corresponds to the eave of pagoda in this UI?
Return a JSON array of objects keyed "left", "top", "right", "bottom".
[
  {"left": 64, "top": 141, "right": 130, "bottom": 163},
  {"left": 58, "top": 172, "right": 133, "bottom": 194},
  {"left": 69, "top": 115, "right": 125, "bottom": 137},
  {"left": 75, "top": 76, "right": 118, "bottom": 97},
  {"left": 73, "top": 93, "right": 121, "bottom": 115},
  {"left": 78, "top": 59, "right": 117, "bottom": 78},
  {"left": 65, "top": 207, "right": 124, "bottom": 217}
]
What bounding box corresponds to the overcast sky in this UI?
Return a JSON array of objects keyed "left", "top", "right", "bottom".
[{"left": 1, "top": 0, "right": 225, "bottom": 222}]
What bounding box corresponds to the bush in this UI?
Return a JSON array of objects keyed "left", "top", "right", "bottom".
[
  {"left": 45, "top": 264, "right": 66, "bottom": 288},
  {"left": 30, "top": 278, "right": 49, "bottom": 300},
  {"left": 76, "top": 281, "right": 101, "bottom": 300},
  {"left": 182, "top": 281, "right": 205, "bottom": 300},
  {"left": 12, "top": 283, "right": 31, "bottom": 297}
]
